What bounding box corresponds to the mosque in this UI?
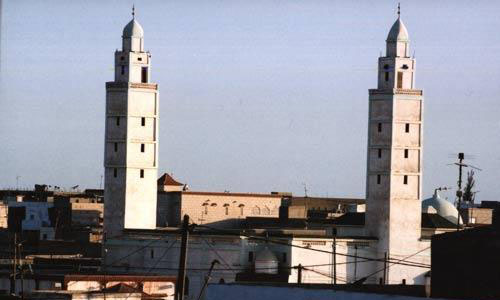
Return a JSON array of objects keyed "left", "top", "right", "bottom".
[{"left": 102, "top": 8, "right": 463, "bottom": 299}]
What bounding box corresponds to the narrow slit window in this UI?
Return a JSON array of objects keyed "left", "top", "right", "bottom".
[
  {"left": 403, "top": 175, "right": 408, "bottom": 185},
  {"left": 141, "top": 67, "right": 148, "bottom": 83},
  {"left": 141, "top": 144, "right": 145, "bottom": 153},
  {"left": 116, "top": 117, "right": 120, "bottom": 126},
  {"left": 150, "top": 249, "right": 154, "bottom": 259},
  {"left": 248, "top": 251, "right": 254, "bottom": 262},
  {"left": 141, "top": 117, "right": 146, "bottom": 126},
  {"left": 282, "top": 253, "right": 287, "bottom": 263},
  {"left": 397, "top": 72, "right": 403, "bottom": 89},
  {"left": 405, "top": 123, "right": 410, "bottom": 133},
  {"left": 378, "top": 123, "right": 382, "bottom": 132},
  {"left": 225, "top": 206, "right": 229, "bottom": 215},
  {"left": 377, "top": 174, "right": 381, "bottom": 185},
  {"left": 121, "top": 65, "right": 125, "bottom": 75},
  {"left": 385, "top": 72, "right": 389, "bottom": 82},
  {"left": 378, "top": 149, "right": 382, "bottom": 158},
  {"left": 140, "top": 169, "right": 144, "bottom": 178},
  {"left": 113, "top": 168, "right": 117, "bottom": 178},
  {"left": 114, "top": 143, "right": 118, "bottom": 152},
  {"left": 404, "top": 149, "right": 409, "bottom": 158}
]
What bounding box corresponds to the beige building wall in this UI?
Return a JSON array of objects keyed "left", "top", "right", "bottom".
[
  {"left": 158, "top": 191, "right": 282, "bottom": 227},
  {"left": 0, "top": 203, "right": 7, "bottom": 228},
  {"left": 72, "top": 203, "right": 104, "bottom": 227}
]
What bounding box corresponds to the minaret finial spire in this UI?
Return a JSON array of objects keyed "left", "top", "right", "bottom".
[
  {"left": 132, "top": 4, "right": 135, "bottom": 19},
  {"left": 397, "top": 3, "right": 401, "bottom": 18}
]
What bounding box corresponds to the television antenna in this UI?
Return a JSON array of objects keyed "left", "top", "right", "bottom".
[{"left": 447, "top": 152, "right": 481, "bottom": 231}]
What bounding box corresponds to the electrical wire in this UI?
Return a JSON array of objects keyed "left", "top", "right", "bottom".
[{"left": 195, "top": 224, "right": 430, "bottom": 269}]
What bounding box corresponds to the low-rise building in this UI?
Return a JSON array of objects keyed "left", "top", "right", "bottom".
[{"left": 431, "top": 221, "right": 500, "bottom": 299}]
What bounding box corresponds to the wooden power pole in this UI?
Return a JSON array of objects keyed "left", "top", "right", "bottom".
[{"left": 176, "top": 215, "right": 190, "bottom": 300}]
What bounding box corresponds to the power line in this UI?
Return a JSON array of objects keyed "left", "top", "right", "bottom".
[
  {"left": 195, "top": 224, "right": 430, "bottom": 269},
  {"left": 351, "top": 246, "right": 430, "bottom": 284}
]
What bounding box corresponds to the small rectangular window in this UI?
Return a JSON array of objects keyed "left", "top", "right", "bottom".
[
  {"left": 378, "top": 149, "right": 382, "bottom": 158},
  {"left": 403, "top": 175, "right": 408, "bottom": 185},
  {"left": 141, "top": 67, "right": 148, "bottom": 83},
  {"left": 141, "top": 117, "right": 146, "bottom": 126},
  {"left": 404, "top": 149, "right": 409, "bottom": 158},
  {"left": 282, "top": 252, "right": 287, "bottom": 263},
  {"left": 138, "top": 57, "right": 143, "bottom": 61},
  {"left": 113, "top": 168, "right": 117, "bottom": 178},
  {"left": 405, "top": 123, "right": 410, "bottom": 133},
  {"left": 385, "top": 72, "right": 389, "bottom": 82},
  {"left": 225, "top": 206, "right": 229, "bottom": 215},
  {"left": 378, "top": 123, "right": 382, "bottom": 132},
  {"left": 121, "top": 65, "right": 125, "bottom": 75},
  {"left": 377, "top": 174, "right": 381, "bottom": 185},
  {"left": 116, "top": 117, "right": 120, "bottom": 126},
  {"left": 140, "top": 169, "right": 144, "bottom": 178},
  {"left": 397, "top": 72, "right": 403, "bottom": 89},
  {"left": 114, "top": 143, "right": 118, "bottom": 152},
  {"left": 141, "top": 144, "right": 145, "bottom": 153},
  {"left": 248, "top": 251, "right": 254, "bottom": 262},
  {"left": 150, "top": 249, "right": 154, "bottom": 259}
]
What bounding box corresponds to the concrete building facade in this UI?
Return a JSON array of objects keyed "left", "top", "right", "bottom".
[
  {"left": 104, "top": 14, "right": 159, "bottom": 238},
  {"left": 364, "top": 13, "right": 425, "bottom": 284}
]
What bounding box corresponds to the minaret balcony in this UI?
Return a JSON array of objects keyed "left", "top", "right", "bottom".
[
  {"left": 106, "top": 82, "right": 158, "bottom": 90},
  {"left": 369, "top": 89, "right": 422, "bottom": 96}
]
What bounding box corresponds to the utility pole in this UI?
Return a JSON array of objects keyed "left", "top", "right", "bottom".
[
  {"left": 448, "top": 152, "right": 481, "bottom": 231},
  {"left": 176, "top": 215, "right": 190, "bottom": 300},
  {"left": 333, "top": 235, "right": 337, "bottom": 285},
  {"left": 12, "top": 233, "right": 16, "bottom": 295},
  {"left": 18, "top": 241, "right": 23, "bottom": 300},
  {"left": 354, "top": 245, "right": 358, "bottom": 282},
  {"left": 456, "top": 152, "right": 464, "bottom": 231},
  {"left": 297, "top": 264, "right": 303, "bottom": 284},
  {"left": 382, "top": 252, "right": 387, "bottom": 285}
]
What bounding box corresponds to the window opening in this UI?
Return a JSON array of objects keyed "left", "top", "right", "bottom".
[
  {"left": 141, "top": 67, "right": 148, "bottom": 83},
  {"left": 397, "top": 72, "right": 403, "bottom": 88}
]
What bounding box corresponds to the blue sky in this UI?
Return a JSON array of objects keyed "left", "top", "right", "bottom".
[{"left": 0, "top": 1, "right": 499, "bottom": 202}]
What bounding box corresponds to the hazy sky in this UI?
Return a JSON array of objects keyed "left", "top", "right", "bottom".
[{"left": 1, "top": 1, "right": 499, "bottom": 202}]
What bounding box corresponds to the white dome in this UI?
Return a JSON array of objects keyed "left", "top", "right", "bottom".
[
  {"left": 386, "top": 17, "right": 409, "bottom": 42},
  {"left": 422, "top": 192, "right": 462, "bottom": 225},
  {"left": 123, "top": 19, "right": 144, "bottom": 38},
  {"left": 255, "top": 247, "right": 279, "bottom": 274}
]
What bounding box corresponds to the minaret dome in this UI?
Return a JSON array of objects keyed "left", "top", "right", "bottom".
[
  {"left": 122, "top": 7, "right": 144, "bottom": 52},
  {"left": 385, "top": 5, "right": 410, "bottom": 58},
  {"left": 386, "top": 17, "right": 409, "bottom": 43},
  {"left": 123, "top": 19, "right": 144, "bottom": 38}
]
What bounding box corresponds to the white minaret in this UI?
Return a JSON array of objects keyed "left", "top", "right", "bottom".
[
  {"left": 365, "top": 7, "right": 424, "bottom": 283},
  {"left": 104, "top": 9, "right": 159, "bottom": 238}
]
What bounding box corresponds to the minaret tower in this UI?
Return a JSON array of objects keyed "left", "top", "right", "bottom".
[
  {"left": 104, "top": 8, "right": 159, "bottom": 238},
  {"left": 365, "top": 6, "right": 424, "bottom": 283}
]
